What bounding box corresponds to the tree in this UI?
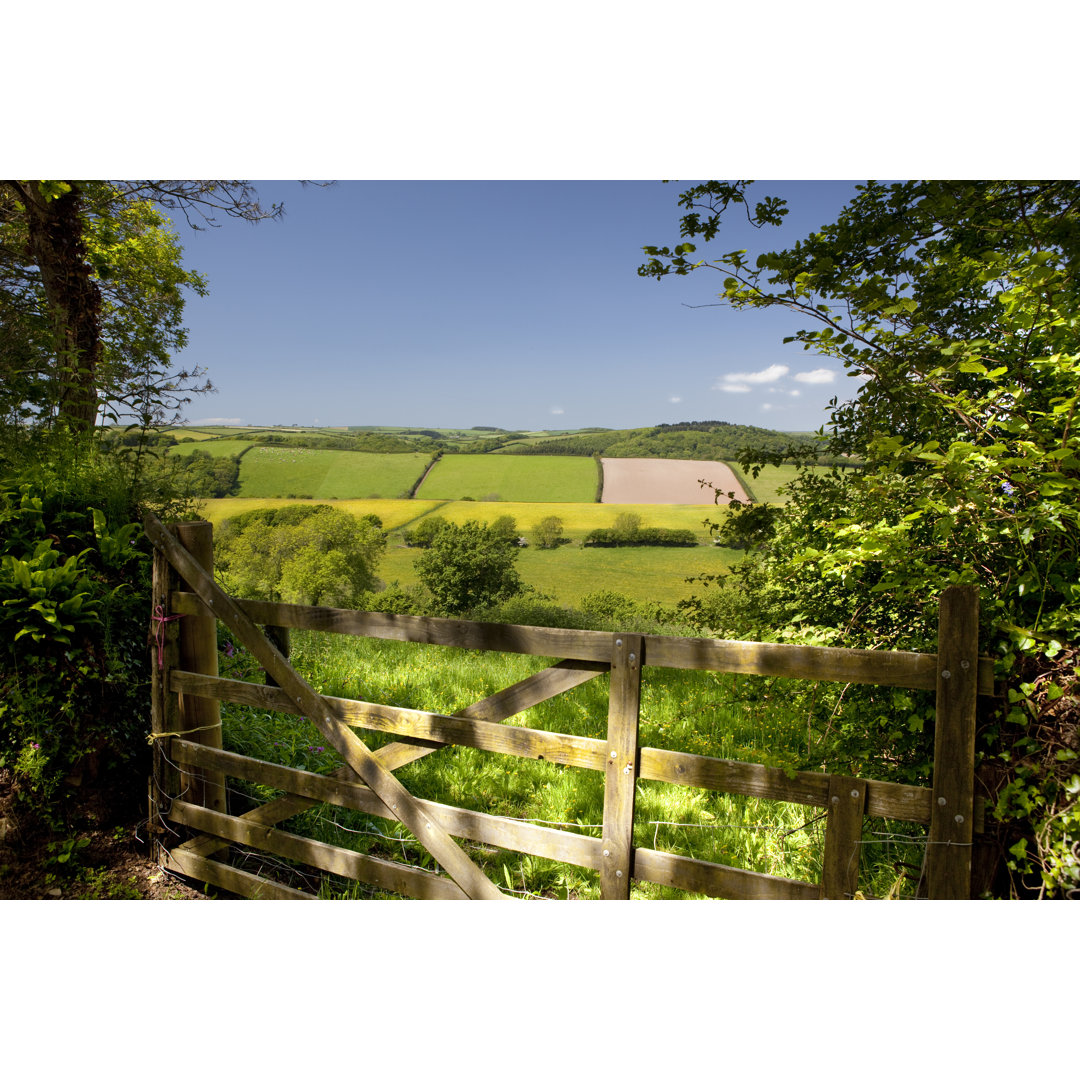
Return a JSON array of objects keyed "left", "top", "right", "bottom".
[
  {"left": 533, "top": 515, "right": 565, "bottom": 549},
  {"left": 414, "top": 520, "right": 524, "bottom": 615},
  {"left": 0, "top": 180, "right": 281, "bottom": 442},
  {"left": 215, "top": 504, "right": 386, "bottom": 607},
  {"left": 645, "top": 181, "right": 1080, "bottom": 897}
]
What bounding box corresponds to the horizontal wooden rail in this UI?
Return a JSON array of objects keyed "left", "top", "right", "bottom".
[
  {"left": 171, "top": 800, "right": 468, "bottom": 900},
  {"left": 169, "top": 670, "right": 961, "bottom": 827},
  {"left": 162, "top": 846, "right": 315, "bottom": 900},
  {"left": 171, "top": 591, "right": 995, "bottom": 693},
  {"left": 170, "top": 738, "right": 821, "bottom": 900}
]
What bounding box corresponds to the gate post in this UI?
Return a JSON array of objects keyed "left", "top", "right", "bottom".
[
  {"left": 926, "top": 585, "right": 979, "bottom": 899},
  {"left": 149, "top": 536, "right": 182, "bottom": 854},
  {"left": 600, "top": 634, "right": 643, "bottom": 899},
  {"left": 174, "top": 521, "right": 227, "bottom": 814}
]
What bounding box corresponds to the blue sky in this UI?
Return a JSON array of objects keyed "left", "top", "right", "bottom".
[{"left": 170, "top": 180, "right": 866, "bottom": 433}]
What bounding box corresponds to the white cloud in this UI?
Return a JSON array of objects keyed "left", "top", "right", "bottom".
[
  {"left": 793, "top": 368, "right": 836, "bottom": 385},
  {"left": 550, "top": 406, "right": 564, "bottom": 415},
  {"left": 719, "top": 363, "right": 789, "bottom": 387},
  {"left": 669, "top": 395, "right": 682, "bottom": 404},
  {"left": 185, "top": 417, "right": 247, "bottom": 425},
  {"left": 713, "top": 363, "right": 790, "bottom": 395}
]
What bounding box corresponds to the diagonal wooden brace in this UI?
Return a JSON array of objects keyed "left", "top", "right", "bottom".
[{"left": 144, "top": 513, "right": 505, "bottom": 900}]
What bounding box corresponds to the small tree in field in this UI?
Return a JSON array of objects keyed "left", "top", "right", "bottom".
[
  {"left": 612, "top": 512, "right": 642, "bottom": 543},
  {"left": 414, "top": 520, "right": 523, "bottom": 615},
  {"left": 533, "top": 515, "right": 565, "bottom": 549}
]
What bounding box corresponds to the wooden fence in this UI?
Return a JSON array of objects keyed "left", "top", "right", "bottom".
[{"left": 145, "top": 516, "right": 993, "bottom": 900}]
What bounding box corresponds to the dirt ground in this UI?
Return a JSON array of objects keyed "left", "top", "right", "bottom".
[
  {"left": 600, "top": 458, "right": 750, "bottom": 504},
  {"left": 0, "top": 769, "right": 209, "bottom": 901}
]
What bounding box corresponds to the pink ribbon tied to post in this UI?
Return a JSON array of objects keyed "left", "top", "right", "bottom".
[{"left": 151, "top": 604, "right": 183, "bottom": 669}]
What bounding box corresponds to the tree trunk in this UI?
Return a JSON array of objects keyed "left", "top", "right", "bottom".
[{"left": 9, "top": 181, "right": 102, "bottom": 436}]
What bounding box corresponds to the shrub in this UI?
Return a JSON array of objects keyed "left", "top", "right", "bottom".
[
  {"left": 414, "top": 520, "right": 524, "bottom": 615},
  {"left": 532, "top": 515, "right": 566, "bottom": 549}
]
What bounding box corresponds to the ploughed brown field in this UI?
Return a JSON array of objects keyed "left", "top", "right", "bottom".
[{"left": 600, "top": 458, "right": 750, "bottom": 504}]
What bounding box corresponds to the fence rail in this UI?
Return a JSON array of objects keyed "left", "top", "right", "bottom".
[{"left": 146, "top": 515, "right": 991, "bottom": 900}]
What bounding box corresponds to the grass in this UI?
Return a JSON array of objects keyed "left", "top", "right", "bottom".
[
  {"left": 379, "top": 540, "right": 740, "bottom": 605},
  {"left": 416, "top": 454, "right": 597, "bottom": 502},
  {"left": 167, "top": 439, "right": 253, "bottom": 458},
  {"left": 197, "top": 497, "right": 449, "bottom": 531},
  {"left": 734, "top": 463, "right": 838, "bottom": 504},
  {"left": 237, "top": 448, "right": 431, "bottom": 499},
  {"left": 218, "top": 630, "right": 927, "bottom": 900},
  {"left": 199, "top": 496, "right": 733, "bottom": 606}
]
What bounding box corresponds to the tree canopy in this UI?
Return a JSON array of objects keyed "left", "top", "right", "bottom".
[
  {"left": 414, "top": 520, "right": 524, "bottom": 615},
  {"left": 0, "top": 180, "right": 280, "bottom": 443},
  {"left": 645, "top": 180, "right": 1080, "bottom": 897},
  {"left": 215, "top": 504, "right": 387, "bottom": 607}
]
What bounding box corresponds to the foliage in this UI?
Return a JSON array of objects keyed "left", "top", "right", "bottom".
[
  {"left": 414, "top": 520, "right": 525, "bottom": 615},
  {"left": 497, "top": 421, "right": 845, "bottom": 464},
  {"left": 402, "top": 515, "right": 449, "bottom": 548},
  {"left": 532, "top": 515, "right": 566, "bottom": 549},
  {"left": 583, "top": 511, "right": 697, "bottom": 548},
  {"left": 644, "top": 180, "right": 1080, "bottom": 896},
  {"left": 0, "top": 182, "right": 213, "bottom": 442},
  {"left": 215, "top": 503, "right": 387, "bottom": 607},
  {"left": 0, "top": 459, "right": 153, "bottom": 820}
]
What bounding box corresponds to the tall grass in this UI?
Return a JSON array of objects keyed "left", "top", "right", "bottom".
[{"left": 218, "top": 629, "right": 928, "bottom": 900}]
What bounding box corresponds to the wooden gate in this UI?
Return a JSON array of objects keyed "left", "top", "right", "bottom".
[{"left": 145, "top": 516, "right": 992, "bottom": 900}]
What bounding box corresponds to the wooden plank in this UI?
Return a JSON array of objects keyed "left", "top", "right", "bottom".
[
  {"left": 171, "top": 670, "right": 610, "bottom": 772},
  {"left": 145, "top": 512, "right": 505, "bottom": 901},
  {"left": 178, "top": 764, "right": 355, "bottom": 860},
  {"left": 174, "top": 590, "right": 995, "bottom": 692},
  {"left": 643, "top": 634, "right": 941, "bottom": 689},
  {"left": 600, "top": 635, "right": 643, "bottom": 899},
  {"left": 170, "top": 800, "right": 467, "bottom": 900},
  {"left": 633, "top": 848, "right": 820, "bottom": 900},
  {"left": 820, "top": 775, "right": 867, "bottom": 899},
  {"left": 173, "top": 522, "right": 226, "bottom": 813},
  {"left": 926, "top": 585, "right": 979, "bottom": 899},
  {"left": 640, "top": 746, "right": 831, "bottom": 808},
  {"left": 162, "top": 846, "right": 316, "bottom": 899},
  {"left": 171, "top": 739, "right": 602, "bottom": 869},
  {"left": 370, "top": 658, "right": 607, "bottom": 772},
  {"left": 172, "top": 591, "right": 616, "bottom": 661}
]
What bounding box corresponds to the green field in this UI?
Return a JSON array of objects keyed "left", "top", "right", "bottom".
[
  {"left": 416, "top": 454, "right": 596, "bottom": 502},
  {"left": 198, "top": 495, "right": 734, "bottom": 606},
  {"left": 380, "top": 537, "right": 739, "bottom": 605},
  {"left": 731, "top": 463, "right": 835, "bottom": 504},
  {"left": 200, "top": 497, "right": 721, "bottom": 538},
  {"left": 167, "top": 439, "right": 253, "bottom": 458},
  {"left": 198, "top": 497, "right": 450, "bottom": 531},
  {"left": 236, "top": 448, "right": 430, "bottom": 499}
]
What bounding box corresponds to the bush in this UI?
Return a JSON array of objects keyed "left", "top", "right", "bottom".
[
  {"left": 402, "top": 515, "right": 448, "bottom": 548},
  {"left": 0, "top": 461, "right": 153, "bottom": 823},
  {"left": 215, "top": 503, "right": 386, "bottom": 607},
  {"left": 532, "top": 515, "right": 566, "bottom": 549},
  {"left": 583, "top": 526, "right": 697, "bottom": 547},
  {"left": 414, "top": 520, "right": 524, "bottom": 615}
]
